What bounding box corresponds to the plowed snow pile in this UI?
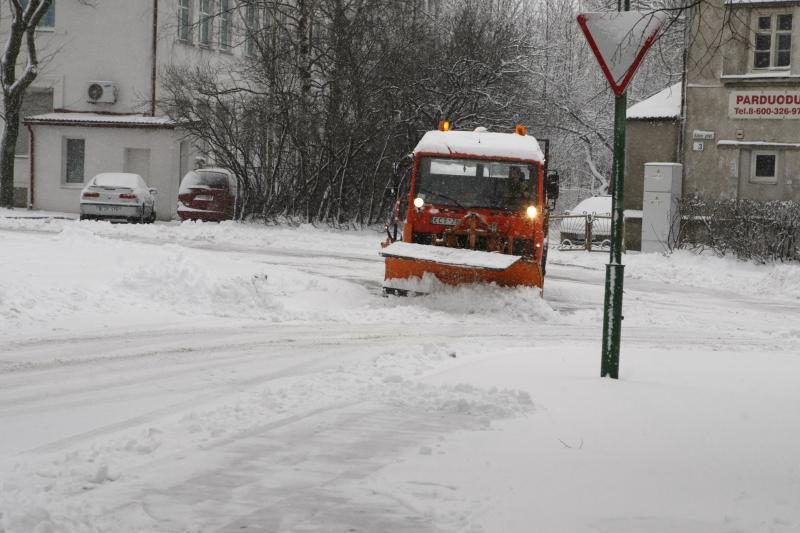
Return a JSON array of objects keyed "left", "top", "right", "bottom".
[{"left": 1, "top": 216, "right": 799, "bottom": 533}]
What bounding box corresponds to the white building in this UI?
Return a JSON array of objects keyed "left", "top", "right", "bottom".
[{"left": 3, "top": 0, "right": 252, "bottom": 218}]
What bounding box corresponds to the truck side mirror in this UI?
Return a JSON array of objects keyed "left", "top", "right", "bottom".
[
  {"left": 546, "top": 171, "right": 560, "bottom": 200},
  {"left": 394, "top": 154, "right": 412, "bottom": 177}
]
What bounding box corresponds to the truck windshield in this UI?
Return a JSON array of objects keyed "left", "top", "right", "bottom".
[{"left": 416, "top": 157, "right": 537, "bottom": 210}]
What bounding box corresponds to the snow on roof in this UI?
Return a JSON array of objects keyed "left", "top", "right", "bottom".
[
  {"left": 725, "top": 1, "right": 793, "bottom": 4},
  {"left": 413, "top": 130, "right": 545, "bottom": 162},
  {"left": 718, "top": 140, "right": 800, "bottom": 148},
  {"left": 627, "top": 82, "right": 682, "bottom": 120},
  {"left": 24, "top": 113, "right": 176, "bottom": 128}
]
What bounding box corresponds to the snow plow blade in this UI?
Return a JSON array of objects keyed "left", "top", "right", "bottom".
[{"left": 381, "top": 242, "right": 542, "bottom": 293}]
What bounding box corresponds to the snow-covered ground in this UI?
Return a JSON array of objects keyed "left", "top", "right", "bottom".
[{"left": 1, "top": 216, "right": 798, "bottom": 533}]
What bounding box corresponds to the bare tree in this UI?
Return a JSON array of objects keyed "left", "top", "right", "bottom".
[
  {"left": 161, "top": 0, "right": 723, "bottom": 223},
  {"left": 160, "top": 0, "right": 537, "bottom": 225},
  {"left": 0, "top": 0, "right": 53, "bottom": 208}
]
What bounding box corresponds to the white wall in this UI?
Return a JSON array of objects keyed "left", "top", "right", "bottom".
[
  {"left": 0, "top": 1, "right": 245, "bottom": 208},
  {"left": 0, "top": 1, "right": 245, "bottom": 115},
  {"left": 30, "top": 124, "right": 192, "bottom": 220},
  {"left": 26, "top": 1, "right": 154, "bottom": 113}
]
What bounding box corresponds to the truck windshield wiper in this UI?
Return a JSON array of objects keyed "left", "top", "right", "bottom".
[{"left": 417, "top": 188, "right": 467, "bottom": 211}]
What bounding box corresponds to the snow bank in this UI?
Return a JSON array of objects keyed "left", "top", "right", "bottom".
[
  {"left": 550, "top": 248, "right": 800, "bottom": 301},
  {"left": 387, "top": 274, "right": 557, "bottom": 324},
  {"left": 0, "top": 219, "right": 562, "bottom": 341},
  {"left": 2, "top": 218, "right": 800, "bottom": 532}
]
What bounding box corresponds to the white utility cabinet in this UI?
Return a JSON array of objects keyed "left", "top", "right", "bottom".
[{"left": 642, "top": 163, "right": 682, "bottom": 253}]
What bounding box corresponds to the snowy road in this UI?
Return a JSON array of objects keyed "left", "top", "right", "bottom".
[{"left": 1, "top": 219, "right": 799, "bottom": 532}]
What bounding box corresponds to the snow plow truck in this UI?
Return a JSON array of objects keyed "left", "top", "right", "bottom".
[{"left": 381, "top": 123, "right": 559, "bottom": 295}]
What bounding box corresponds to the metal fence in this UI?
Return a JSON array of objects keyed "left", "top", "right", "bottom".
[{"left": 549, "top": 214, "right": 612, "bottom": 252}]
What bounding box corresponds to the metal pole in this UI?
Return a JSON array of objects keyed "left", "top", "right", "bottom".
[{"left": 601, "top": 0, "right": 630, "bottom": 379}]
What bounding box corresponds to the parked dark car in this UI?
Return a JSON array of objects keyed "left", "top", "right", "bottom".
[{"left": 177, "top": 168, "right": 237, "bottom": 222}]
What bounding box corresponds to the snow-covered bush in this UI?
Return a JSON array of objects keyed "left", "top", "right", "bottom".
[{"left": 676, "top": 198, "right": 800, "bottom": 263}]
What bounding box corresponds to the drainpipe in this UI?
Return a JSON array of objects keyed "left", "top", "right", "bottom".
[
  {"left": 27, "top": 124, "right": 35, "bottom": 208},
  {"left": 150, "top": 0, "right": 158, "bottom": 116},
  {"left": 678, "top": 4, "right": 690, "bottom": 188}
]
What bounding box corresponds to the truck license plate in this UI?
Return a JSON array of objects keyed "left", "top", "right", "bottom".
[{"left": 431, "top": 216, "right": 459, "bottom": 226}]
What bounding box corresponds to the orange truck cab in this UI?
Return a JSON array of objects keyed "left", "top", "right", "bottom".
[{"left": 381, "top": 125, "right": 559, "bottom": 294}]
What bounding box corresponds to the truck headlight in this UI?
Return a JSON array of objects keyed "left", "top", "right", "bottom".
[
  {"left": 414, "top": 197, "right": 425, "bottom": 209},
  {"left": 526, "top": 206, "right": 538, "bottom": 219}
]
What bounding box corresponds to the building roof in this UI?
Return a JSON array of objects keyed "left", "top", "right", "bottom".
[
  {"left": 413, "top": 130, "right": 545, "bottom": 162},
  {"left": 627, "top": 82, "right": 682, "bottom": 121},
  {"left": 24, "top": 112, "right": 176, "bottom": 129}
]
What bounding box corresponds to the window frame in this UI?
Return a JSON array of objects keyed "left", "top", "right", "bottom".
[
  {"left": 177, "top": 0, "right": 193, "bottom": 43},
  {"left": 244, "top": 2, "right": 260, "bottom": 57},
  {"left": 750, "top": 150, "right": 779, "bottom": 184},
  {"left": 21, "top": 0, "right": 55, "bottom": 29},
  {"left": 198, "top": 0, "right": 213, "bottom": 47},
  {"left": 218, "top": 0, "right": 232, "bottom": 50},
  {"left": 752, "top": 12, "right": 793, "bottom": 71},
  {"left": 38, "top": 0, "right": 55, "bottom": 29},
  {"left": 63, "top": 137, "right": 86, "bottom": 186}
]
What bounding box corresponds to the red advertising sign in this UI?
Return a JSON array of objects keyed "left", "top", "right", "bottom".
[{"left": 729, "top": 90, "right": 800, "bottom": 119}]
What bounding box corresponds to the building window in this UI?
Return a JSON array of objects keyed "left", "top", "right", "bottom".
[
  {"left": 178, "top": 0, "right": 192, "bottom": 42},
  {"left": 245, "top": 3, "right": 259, "bottom": 57},
  {"left": 219, "top": 0, "right": 231, "bottom": 49},
  {"left": 199, "top": 0, "right": 213, "bottom": 46},
  {"left": 40, "top": 0, "right": 55, "bottom": 27},
  {"left": 751, "top": 150, "right": 778, "bottom": 184},
  {"left": 64, "top": 138, "right": 85, "bottom": 184},
  {"left": 21, "top": 0, "right": 55, "bottom": 28},
  {"left": 424, "top": 0, "right": 441, "bottom": 16},
  {"left": 754, "top": 14, "right": 792, "bottom": 69},
  {"left": 178, "top": 0, "right": 192, "bottom": 43}
]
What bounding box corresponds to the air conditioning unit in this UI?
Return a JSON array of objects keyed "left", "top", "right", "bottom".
[{"left": 86, "top": 81, "right": 117, "bottom": 104}]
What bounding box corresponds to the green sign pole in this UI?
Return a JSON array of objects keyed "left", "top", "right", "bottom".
[
  {"left": 601, "top": 0, "right": 630, "bottom": 379},
  {"left": 601, "top": 91, "right": 627, "bottom": 379}
]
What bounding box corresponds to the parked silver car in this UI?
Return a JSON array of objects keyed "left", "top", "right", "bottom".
[
  {"left": 80, "top": 173, "right": 157, "bottom": 223},
  {"left": 559, "top": 195, "right": 612, "bottom": 244}
]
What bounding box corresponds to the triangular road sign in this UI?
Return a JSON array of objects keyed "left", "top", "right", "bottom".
[{"left": 577, "top": 11, "right": 666, "bottom": 96}]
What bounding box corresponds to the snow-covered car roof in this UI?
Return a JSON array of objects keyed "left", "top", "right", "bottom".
[
  {"left": 91, "top": 173, "right": 145, "bottom": 189},
  {"left": 413, "top": 130, "right": 545, "bottom": 162},
  {"left": 560, "top": 196, "right": 612, "bottom": 238},
  {"left": 568, "top": 195, "right": 612, "bottom": 215}
]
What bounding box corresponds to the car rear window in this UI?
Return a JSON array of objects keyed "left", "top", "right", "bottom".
[
  {"left": 93, "top": 173, "right": 141, "bottom": 189},
  {"left": 180, "top": 171, "right": 229, "bottom": 192}
]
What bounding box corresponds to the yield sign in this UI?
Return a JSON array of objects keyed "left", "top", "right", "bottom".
[{"left": 577, "top": 11, "right": 666, "bottom": 96}]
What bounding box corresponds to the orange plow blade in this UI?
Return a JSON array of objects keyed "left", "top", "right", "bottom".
[{"left": 381, "top": 242, "right": 542, "bottom": 293}]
